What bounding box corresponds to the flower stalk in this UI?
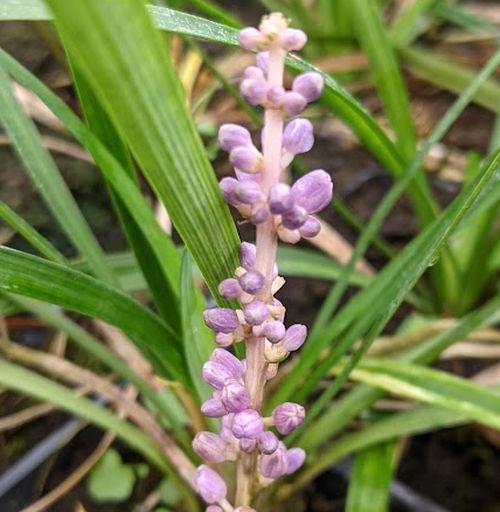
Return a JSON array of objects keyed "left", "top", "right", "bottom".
[{"left": 193, "top": 13, "right": 332, "bottom": 511}]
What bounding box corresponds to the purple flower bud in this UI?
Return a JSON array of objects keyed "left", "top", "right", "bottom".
[
  {"left": 206, "top": 506, "right": 223, "bottom": 512},
  {"left": 232, "top": 409, "right": 264, "bottom": 439},
  {"left": 218, "top": 278, "right": 241, "bottom": 299},
  {"left": 256, "top": 51, "right": 269, "bottom": 73},
  {"left": 243, "top": 66, "right": 265, "bottom": 81},
  {"left": 267, "top": 85, "right": 286, "bottom": 104},
  {"left": 282, "top": 91, "right": 307, "bottom": 116},
  {"left": 258, "top": 431, "right": 279, "bottom": 454},
  {"left": 219, "top": 413, "right": 234, "bottom": 441},
  {"left": 235, "top": 181, "right": 262, "bottom": 205},
  {"left": 202, "top": 361, "right": 234, "bottom": 389},
  {"left": 195, "top": 465, "right": 227, "bottom": 504},
  {"left": 250, "top": 205, "right": 271, "bottom": 224},
  {"left": 263, "top": 320, "right": 286, "bottom": 343},
  {"left": 243, "top": 300, "right": 270, "bottom": 326},
  {"left": 210, "top": 348, "right": 245, "bottom": 378},
  {"left": 201, "top": 396, "right": 227, "bottom": 417},
  {"left": 215, "top": 332, "right": 234, "bottom": 347},
  {"left": 240, "top": 242, "right": 256, "bottom": 270},
  {"left": 218, "top": 124, "right": 252, "bottom": 152},
  {"left": 259, "top": 445, "right": 288, "bottom": 479},
  {"left": 272, "top": 402, "right": 305, "bottom": 435},
  {"left": 299, "top": 216, "right": 321, "bottom": 238},
  {"left": 273, "top": 298, "right": 286, "bottom": 322},
  {"left": 240, "top": 78, "right": 267, "bottom": 106},
  {"left": 204, "top": 308, "right": 240, "bottom": 334},
  {"left": 219, "top": 177, "right": 240, "bottom": 206},
  {"left": 278, "top": 227, "right": 301, "bottom": 244},
  {"left": 281, "top": 204, "right": 308, "bottom": 230},
  {"left": 221, "top": 379, "right": 251, "bottom": 412},
  {"left": 285, "top": 447, "right": 306, "bottom": 474},
  {"left": 238, "top": 27, "right": 262, "bottom": 50},
  {"left": 239, "top": 438, "right": 257, "bottom": 453},
  {"left": 268, "top": 183, "right": 293, "bottom": 214},
  {"left": 239, "top": 270, "right": 265, "bottom": 295},
  {"left": 282, "top": 118, "right": 314, "bottom": 155},
  {"left": 192, "top": 432, "right": 227, "bottom": 463},
  {"left": 291, "top": 169, "right": 332, "bottom": 213},
  {"left": 292, "top": 72, "right": 324, "bottom": 103},
  {"left": 282, "top": 324, "right": 307, "bottom": 351},
  {"left": 230, "top": 146, "right": 261, "bottom": 174},
  {"left": 279, "top": 28, "right": 307, "bottom": 51}
]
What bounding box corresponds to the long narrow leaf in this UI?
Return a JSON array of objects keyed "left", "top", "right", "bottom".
[
  {"left": 180, "top": 251, "right": 214, "bottom": 403},
  {"left": 0, "top": 49, "right": 183, "bottom": 335},
  {"left": 0, "top": 247, "right": 188, "bottom": 383},
  {"left": 0, "top": 65, "right": 116, "bottom": 285},
  {"left": 67, "top": 57, "right": 181, "bottom": 331},
  {"left": 8, "top": 294, "right": 192, "bottom": 448},
  {"left": 301, "top": 294, "right": 500, "bottom": 450},
  {"left": 340, "top": 358, "right": 500, "bottom": 430},
  {"left": 46, "top": 0, "right": 240, "bottom": 302},
  {"left": 346, "top": 441, "right": 397, "bottom": 512},
  {"left": 0, "top": 199, "right": 65, "bottom": 263}
]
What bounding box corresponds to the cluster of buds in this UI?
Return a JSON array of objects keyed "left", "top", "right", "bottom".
[{"left": 193, "top": 13, "right": 332, "bottom": 510}]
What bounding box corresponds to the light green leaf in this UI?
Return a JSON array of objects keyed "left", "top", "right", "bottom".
[
  {"left": 343, "top": 357, "right": 500, "bottom": 430},
  {"left": 400, "top": 46, "right": 500, "bottom": 114},
  {"left": 0, "top": 199, "right": 65, "bottom": 263},
  {"left": 0, "top": 64, "right": 116, "bottom": 285},
  {"left": 346, "top": 441, "right": 397, "bottom": 512},
  {"left": 67, "top": 55, "right": 181, "bottom": 331},
  {"left": 0, "top": 247, "right": 188, "bottom": 383},
  {"left": 180, "top": 250, "right": 214, "bottom": 403},
  {"left": 0, "top": 48, "right": 183, "bottom": 336},
  {"left": 46, "top": 0, "right": 240, "bottom": 302},
  {"left": 301, "top": 293, "right": 500, "bottom": 451}
]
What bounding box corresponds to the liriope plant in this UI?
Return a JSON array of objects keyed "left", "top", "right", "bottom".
[
  {"left": 0, "top": 1, "right": 499, "bottom": 511},
  {"left": 192, "top": 14, "right": 331, "bottom": 510}
]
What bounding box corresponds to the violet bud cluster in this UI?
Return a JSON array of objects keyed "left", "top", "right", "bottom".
[{"left": 193, "top": 13, "right": 333, "bottom": 508}]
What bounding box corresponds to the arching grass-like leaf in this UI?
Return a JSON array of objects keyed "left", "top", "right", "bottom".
[
  {"left": 0, "top": 247, "right": 188, "bottom": 384},
  {"left": 346, "top": 441, "right": 397, "bottom": 512},
  {"left": 0, "top": 65, "right": 116, "bottom": 286},
  {"left": 45, "top": 0, "right": 240, "bottom": 302}
]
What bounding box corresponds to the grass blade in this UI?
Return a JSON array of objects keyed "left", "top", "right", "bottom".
[
  {"left": 0, "top": 199, "right": 65, "bottom": 263},
  {"left": 0, "top": 358, "right": 169, "bottom": 471},
  {"left": 294, "top": 400, "right": 483, "bottom": 492},
  {"left": 0, "top": 358, "right": 199, "bottom": 510},
  {"left": 400, "top": 46, "right": 500, "bottom": 114},
  {"left": 8, "top": 294, "right": 192, "bottom": 448},
  {"left": 346, "top": 441, "right": 397, "bottom": 512},
  {"left": 342, "top": 358, "right": 500, "bottom": 430},
  {"left": 180, "top": 250, "right": 214, "bottom": 403},
  {"left": 351, "top": 0, "right": 417, "bottom": 161},
  {"left": 0, "top": 65, "right": 116, "bottom": 285},
  {"left": 0, "top": 48, "right": 184, "bottom": 335},
  {"left": 301, "top": 293, "right": 500, "bottom": 450},
  {"left": 273, "top": 50, "right": 500, "bottom": 409},
  {"left": 68, "top": 55, "right": 181, "bottom": 330},
  {"left": 46, "top": 0, "right": 240, "bottom": 302},
  {"left": 0, "top": 247, "right": 188, "bottom": 383}
]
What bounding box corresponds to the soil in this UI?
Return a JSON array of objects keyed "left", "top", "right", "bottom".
[{"left": 0, "top": 10, "right": 499, "bottom": 512}]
